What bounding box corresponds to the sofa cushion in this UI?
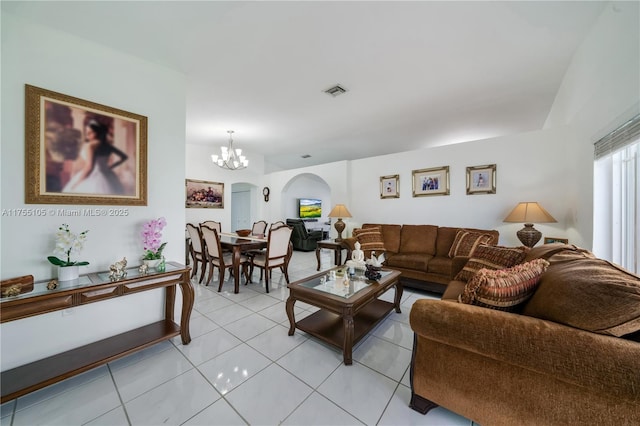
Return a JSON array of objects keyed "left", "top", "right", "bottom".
[
  {"left": 385, "top": 253, "right": 431, "bottom": 271},
  {"left": 459, "top": 259, "right": 549, "bottom": 312},
  {"left": 455, "top": 244, "right": 528, "bottom": 282},
  {"left": 524, "top": 242, "right": 593, "bottom": 262},
  {"left": 427, "top": 256, "right": 453, "bottom": 276},
  {"left": 448, "top": 230, "right": 493, "bottom": 258},
  {"left": 436, "top": 227, "right": 461, "bottom": 257},
  {"left": 522, "top": 253, "right": 640, "bottom": 337},
  {"left": 353, "top": 226, "right": 385, "bottom": 255},
  {"left": 399, "top": 225, "right": 438, "bottom": 255}
]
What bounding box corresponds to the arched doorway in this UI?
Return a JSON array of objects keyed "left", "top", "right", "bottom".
[{"left": 281, "top": 173, "right": 332, "bottom": 237}]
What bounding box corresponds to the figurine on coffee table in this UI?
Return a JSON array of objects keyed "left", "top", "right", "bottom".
[{"left": 346, "top": 241, "right": 366, "bottom": 275}]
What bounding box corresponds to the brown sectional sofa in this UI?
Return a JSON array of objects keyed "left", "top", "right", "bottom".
[
  {"left": 343, "top": 224, "right": 499, "bottom": 293},
  {"left": 409, "top": 244, "right": 640, "bottom": 425}
]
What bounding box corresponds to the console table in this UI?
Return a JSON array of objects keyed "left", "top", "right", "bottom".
[{"left": 0, "top": 262, "right": 193, "bottom": 403}]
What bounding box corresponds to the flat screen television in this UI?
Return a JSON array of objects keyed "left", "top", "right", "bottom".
[{"left": 298, "top": 198, "right": 322, "bottom": 218}]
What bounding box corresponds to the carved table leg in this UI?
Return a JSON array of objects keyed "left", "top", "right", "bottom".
[
  {"left": 232, "top": 246, "right": 241, "bottom": 293},
  {"left": 178, "top": 270, "right": 195, "bottom": 344},
  {"left": 394, "top": 280, "right": 403, "bottom": 313},
  {"left": 286, "top": 296, "right": 296, "bottom": 335}
]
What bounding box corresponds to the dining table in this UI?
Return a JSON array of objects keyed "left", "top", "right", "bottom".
[{"left": 218, "top": 233, "right": 267, "bottom": 293}]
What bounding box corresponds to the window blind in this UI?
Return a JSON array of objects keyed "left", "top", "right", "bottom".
[{"left": 594, "top": 114, "right": 640, "bottom": 159}]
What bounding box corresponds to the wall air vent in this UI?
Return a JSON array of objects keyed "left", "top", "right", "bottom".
[{"left": 323, "top": 84, "right": 348, "bottom": 97}]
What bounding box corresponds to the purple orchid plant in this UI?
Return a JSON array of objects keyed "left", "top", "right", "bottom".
[{"left": 142, "top": 217, "right": 167, "bottom": 260}]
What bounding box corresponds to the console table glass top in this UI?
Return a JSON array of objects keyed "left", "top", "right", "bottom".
[{"left": 0, "top": 263, "right": 183, "bottom": 303}]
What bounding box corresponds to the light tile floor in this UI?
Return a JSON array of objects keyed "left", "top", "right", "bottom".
[{"left": 1, "top": 250, "right": 474, "bottom": 425}]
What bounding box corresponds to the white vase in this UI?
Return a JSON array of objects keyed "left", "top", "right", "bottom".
[
  {"left": 58, "top": 265, "right": 79, "bottom": 282},
  {"left": 143, "top": 258, "right": 162, "bottom": 269}
]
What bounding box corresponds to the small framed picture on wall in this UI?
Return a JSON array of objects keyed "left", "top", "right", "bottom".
[
  {"left": 412, "top": 166, "right": 450, "bottom": 197},
  {"left": 466, "top": 164, "right": 496, "bottom": 195},
  {"left": 380, "top": 175, "right": 399, "bottom": 198}
]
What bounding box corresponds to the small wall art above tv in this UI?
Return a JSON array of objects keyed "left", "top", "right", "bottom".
[{"left": 298, "top": 198, "right": 322, "bottom": 218}]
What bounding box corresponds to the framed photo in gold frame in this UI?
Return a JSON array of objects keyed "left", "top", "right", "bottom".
[
  {"left": 25, "top": 85, "right": 148, "bottom": 205},
  {"left": 412, "top": 166, "right": 449, "bottom": 197},
  {"left": 466, "top": 164, "right": 496, "bottom": 195},
  {"left": 185, "top": 179, "right": 224, "bottom": 208},
  {"left": 380, "top": 174, "right": 399, "bottom": 199}
]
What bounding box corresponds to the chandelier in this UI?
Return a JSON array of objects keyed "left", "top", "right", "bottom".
[{"left": 211, "top": 130, "right": 249, "bottom": 170}]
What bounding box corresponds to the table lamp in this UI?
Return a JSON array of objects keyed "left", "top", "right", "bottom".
[
  {"left": 328, "top": 204, "right": 352, "bottom": 241},
  {"left": 503, "top": 202, "right": 557, "bottom": 247}
]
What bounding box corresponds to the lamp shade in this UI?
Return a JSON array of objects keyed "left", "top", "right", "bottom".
[
  {"left": 328, "top": 204, "right": 352, "bottom": 241},
  {"left": 328, "top": 204, "right": 352, "bottom": 218},
  {"left": 503, "top": 202, "right": 557, "bottom": 224},
  {"left": 503, "top": 202, "right": 557, "bottom": 248}
]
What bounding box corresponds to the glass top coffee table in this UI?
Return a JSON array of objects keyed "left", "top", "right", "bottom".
[{"left": 286, "top": 267, "right": 402, "bottom": 365}]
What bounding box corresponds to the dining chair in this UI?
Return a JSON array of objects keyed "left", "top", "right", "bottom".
[
  {"left": 250, "top": 224, "right": 293, "bottom": 293},
  {"left": 200, "top": 224, "right": 251, "bottom": 292},
  {"left": 186, "top": 223, "right": 207, "bottom": 283},
  {"left": 269, "top": 221, "right": 286, "bottom": 231},
  {"left": 199, "top": 220, "right": 221, "bottom": 233},
  {"left": 251, "top": 220, "right": 268, "bottom": 236}
]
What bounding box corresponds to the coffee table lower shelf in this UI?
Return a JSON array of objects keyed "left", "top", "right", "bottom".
[
  {"left": 295, "top": 299, "right": 394, "bottom": 351},
  {"left": 1, "top": 320, "right": 180, "bottom": 402}
]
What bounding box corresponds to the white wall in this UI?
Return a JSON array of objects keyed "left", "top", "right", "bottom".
[
  {"left": 1, "top": 14, "right": 186, "bottom": 369},
  {"left": 544, "top": 1, "right": 640, "bottom": 254},
  {"left": 348, "top": 127, "right": 572, "bottom": 247}
]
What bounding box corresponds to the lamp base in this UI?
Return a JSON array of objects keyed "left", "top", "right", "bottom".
[
  {"left": 516, "top": 223, "right": 542, "bottom": 248},
  {"left": 334, "top": 218, "right": 345, "bottom": 241}
]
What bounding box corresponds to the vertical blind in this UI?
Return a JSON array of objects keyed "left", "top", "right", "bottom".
[{"left": 593, "top": 114, "right": 640, "bottom": 273}]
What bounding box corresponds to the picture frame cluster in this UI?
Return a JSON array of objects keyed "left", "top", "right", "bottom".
[{"left": 379, "top": 164, "right": 496, "bottom": 199}]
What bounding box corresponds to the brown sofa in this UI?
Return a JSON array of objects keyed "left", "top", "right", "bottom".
[
  {"left": 409, "top": 244, "right": 640, "bottom": 425},
  {"left": 342, "top": 224, "right": 499, "bottom": 293}
]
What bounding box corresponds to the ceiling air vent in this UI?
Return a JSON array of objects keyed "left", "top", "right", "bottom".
[{"left": 323, "top": 84, "right": 348, "bottom": 97}]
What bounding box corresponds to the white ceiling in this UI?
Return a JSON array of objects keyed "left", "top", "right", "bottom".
[{"left": 3, "top": 1, "right": 607, "bottom": 172}]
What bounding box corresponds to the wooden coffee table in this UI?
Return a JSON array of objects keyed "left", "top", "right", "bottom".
[{"left": 286, "top": 268, "right": 402, "bottom": 365}]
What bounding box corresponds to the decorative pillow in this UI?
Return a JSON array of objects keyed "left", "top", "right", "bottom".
[
  {"left": 458, "top": 259, "right": 550, "bottom": 312},
  {"left": 448, "top": 230, "right": 493, "bottom": 258},
  {"left": 522, "top": 255, "right": 640, "bottom": 337},
  {"left": 455, "top": 244, "right": 529, "bottom": 282},
  {"left": 352, "top": 226, "right": 385, "bottom": 254}
]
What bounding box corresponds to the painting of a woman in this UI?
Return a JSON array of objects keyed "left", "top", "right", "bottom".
[{"left": 63, "top": 119, "right": 128, "bottom": 195}]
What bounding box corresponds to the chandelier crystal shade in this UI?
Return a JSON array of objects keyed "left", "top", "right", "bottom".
[{"left": 211, "top": 130, "right": 249, "bottom": 170}]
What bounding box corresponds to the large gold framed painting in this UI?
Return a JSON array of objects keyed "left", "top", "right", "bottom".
[{"left": 25, "top": 85, "right": 148, "bottom": 205}]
